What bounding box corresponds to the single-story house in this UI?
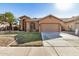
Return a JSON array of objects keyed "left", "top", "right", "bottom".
[{"left": 19, "top": 15, "right": 66, "bottom": 32}]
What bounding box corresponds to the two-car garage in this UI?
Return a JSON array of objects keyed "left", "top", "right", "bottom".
[
  {"left": 39, "top": 15, "right": 64, "bottom": 32},
  {"left": 40, "top": 23, "right": 61, "bottom": 32}
]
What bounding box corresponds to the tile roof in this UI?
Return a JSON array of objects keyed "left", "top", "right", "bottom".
[{"left": 19, "top": 15, "right": 79, "bottom": 22}]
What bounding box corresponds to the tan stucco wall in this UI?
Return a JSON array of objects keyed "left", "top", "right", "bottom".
[{"left": 39, "top": 17, "right": 62, "bottom": 24}]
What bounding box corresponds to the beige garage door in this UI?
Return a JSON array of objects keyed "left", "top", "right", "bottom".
[{"left": 40, "top": 24, "right": 60, "bottom": 32}]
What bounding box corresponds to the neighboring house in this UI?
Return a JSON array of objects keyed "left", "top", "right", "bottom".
[
  {"left": 64, "top": 16, "right": 79, "bottom": 31},
  {"left": 19, "top": 15, "right": 66, "bottom": 32},
  {"left": 75, "top": 16, "right": 79, "bottom": 30},
  {"left": 0, "top": 21, "right": 18, "bottom": 31},
  {"left": 0, "top": 22, "right": 9, "bottom": 31}
]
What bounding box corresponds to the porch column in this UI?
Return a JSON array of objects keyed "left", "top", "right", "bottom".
[
  {"left": 59, "top": 26, "right": 61, "bottom": 32},
  {"left": 35, "top": 22, "right": 39, "bottom": 31},
  {"left": 19, "top": 20, "right": 21, "bottom": 30},
  {"left": 26, "top": 22, "right": 30, "bottom": 32}
]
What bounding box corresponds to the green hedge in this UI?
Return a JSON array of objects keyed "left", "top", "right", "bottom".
[{"left": 16, "top": 32, "right": 42, "bottom": 44}]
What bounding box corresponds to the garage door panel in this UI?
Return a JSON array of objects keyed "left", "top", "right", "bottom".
[{"left": 40, "top": 24, "right": 60, "bottom": 32}]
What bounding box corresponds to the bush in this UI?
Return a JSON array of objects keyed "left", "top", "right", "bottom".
[{"left": 16, "top": 32, "right": 42, "bottom": 44}]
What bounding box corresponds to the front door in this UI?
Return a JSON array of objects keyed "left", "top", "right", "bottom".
[{"left": 30, "top": 22, "right": 35, "bottom": 32}]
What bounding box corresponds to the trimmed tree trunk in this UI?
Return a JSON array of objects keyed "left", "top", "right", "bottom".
[{"left": 9, "top": 23, "right": 12, "bottom": 32}]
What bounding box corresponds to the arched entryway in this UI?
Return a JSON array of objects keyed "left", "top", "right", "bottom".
[{"left": 22, "top": 19, "right": 26, "bottom": 31}]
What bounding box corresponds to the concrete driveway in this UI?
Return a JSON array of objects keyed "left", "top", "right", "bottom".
[
  {"left": 41, "top": 32, "right": 60, "bottom": 40},
  {"left": 40, "top": 32, "right": 79, "bottom": 56},
  {"left": 41, "top": 32, "right": 79, "bottom": 47}
]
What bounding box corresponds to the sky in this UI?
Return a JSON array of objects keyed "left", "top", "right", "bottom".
[{"left": 0, "top": 3, "right": 79, "bottom": 18}]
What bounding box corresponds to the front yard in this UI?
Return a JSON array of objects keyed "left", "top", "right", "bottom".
[{"left": 0, "top": 31, "right": 43, "bottom": 47}]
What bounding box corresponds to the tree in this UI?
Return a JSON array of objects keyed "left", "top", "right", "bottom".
[
  {"left": 0, "top": 14, "right": 4, "bottom": 22},
  {"left": 5, "top": 12, "right": 15, "bottom": 31}
]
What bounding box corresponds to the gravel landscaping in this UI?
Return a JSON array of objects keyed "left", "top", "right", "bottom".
[{"left": 0, "top": 35, "right": 15, "bottom": 46}]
